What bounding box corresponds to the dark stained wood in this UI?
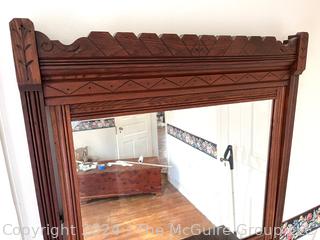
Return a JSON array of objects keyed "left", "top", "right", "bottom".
[
  {"left": 139, "top": 33, "right": 172, "bottom": 56},
  {"left": 42, "top": 71, "right": 290, "bottom": 106},
  {"left": 9, "top": 18, "right": 62, "bottom": 240},
  {"left": 273, "top": 75, "right": 300, "bottom": 234},
  {"left": 35, "top": 31, "right": 298, "bottom": 59},
  {"left": 78, "top": 157, "right": 162, "bottom": 201},
  {"left": 50, "top": 105, "right": 83, "bottom": 240},
  {"left": 88, "top": 32, "right": 129, "bottom": 57},
  {"left": 69, "top": 87, "right": 279, "bottom": 121},
  {"left": 10, "top": 18, "right": 41, "bottom": 89},
  {"left": 263, "top": 87, "right": 286, "bottom": 240},
  {"left": 291, "top": 32, "right": 309, "bottom": 74},
  {"left": 114, "top": 32, "right": 152, "bottom": 56},
  {"left": 9, "top": 18, "right": 309, "bottom": 240}
]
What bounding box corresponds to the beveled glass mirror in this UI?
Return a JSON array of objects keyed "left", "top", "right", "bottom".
[{"left": 71, "top": 100, "right": 272, "bottom": 239}]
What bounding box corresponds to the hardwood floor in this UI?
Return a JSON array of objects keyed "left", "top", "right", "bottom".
[{"left": 80, "top": 175, "right": 214, "bottom": 240}]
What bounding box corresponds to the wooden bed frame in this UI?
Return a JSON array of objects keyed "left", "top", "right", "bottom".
[{"left": 9, "top": 18, "right": 308, "bottom": 240}]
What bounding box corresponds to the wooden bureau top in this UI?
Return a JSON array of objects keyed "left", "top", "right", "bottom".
[{"left": 78, "top": 156, "right": 160, "bottom": 175}]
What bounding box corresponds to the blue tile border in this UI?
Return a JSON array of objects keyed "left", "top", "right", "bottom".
[
  {"left": 167, "top": 124, "right": 217, "bottom": 159},
  {"left": 281, "top": 205, "right": 320, "bottom": 240},
  {"left": 72, "top": 118, "right": 115, "bottom": 132}
]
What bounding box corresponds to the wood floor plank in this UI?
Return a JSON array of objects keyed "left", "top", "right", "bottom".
[{"left": 80, "top": 176, "right": 214, "bottom": 239}]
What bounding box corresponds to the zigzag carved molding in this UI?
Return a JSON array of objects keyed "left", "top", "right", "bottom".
[
  {"left": 44, "top": 70, "right": 289, "bottom": 98},
  {"left": 69, "top": 87, "right": 278, "bottom": 121},
  {"left": 36, "top": 31, "right": 298, "bottom": 59}
]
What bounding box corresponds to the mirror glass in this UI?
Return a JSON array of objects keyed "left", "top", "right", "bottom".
[{"left": 71, "top": 100, "right": 273, "bottom": 239}]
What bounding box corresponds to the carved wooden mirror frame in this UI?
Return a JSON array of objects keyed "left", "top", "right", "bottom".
[{"left": 9, "top": 18, "right": 308, "bottom": 240}]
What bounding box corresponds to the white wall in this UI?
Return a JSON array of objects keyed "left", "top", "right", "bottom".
[
  {"left": 166, "top": 106, "right": 219, "bottom": 143},
  {"left": 167, "top": 134, "right": 233, "bottom": 223},
  {"left": 151, "top": 113, "right": 159, "bottom": 157},
  {"left": 166, "top": 102, "right": 271, "bottom": 237},
  {"left": 73, "top": 128, "right": 118, "bottom": 160},
  {"left": 0, "top": 115, "right": 21, "bottom": 240},
  {"left": 0, "top": 0, "right": 319, "bottom": 239},
  {"left": 300, "top": 229, "right": 320, "bottom": 240},
  {"left": 166, "top": 106, "right": 233, "bottom": 228}
]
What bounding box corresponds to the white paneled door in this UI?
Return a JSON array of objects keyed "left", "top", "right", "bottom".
[
  {"left": 115, "top": 113, "right": 154, "bottom": 159},
  {"left": 217, "top": 100, "right": 272, "bottom": 237}
]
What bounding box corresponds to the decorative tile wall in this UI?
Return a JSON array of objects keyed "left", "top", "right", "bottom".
[
  {"left": 167, "top": 124, "right": 217, "bottom": 159},
  {"left": 281, "top": 205, "right": 320, "bottom": 240},
  {"left": 72, "top": 118, "right": 115, "bottom": 132}
]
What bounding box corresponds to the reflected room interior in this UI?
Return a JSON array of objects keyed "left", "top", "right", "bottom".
[{"left": 71, "top": 100, "right": 273, "bottom": 240}]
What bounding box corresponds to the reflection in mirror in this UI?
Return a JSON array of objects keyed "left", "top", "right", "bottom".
[{"left": 71, "top": 100, "right": 272, "bottom": 240}]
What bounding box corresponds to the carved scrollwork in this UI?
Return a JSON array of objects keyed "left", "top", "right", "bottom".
[{"left": 36, "top": 31, "right": 299, "bottom": 59}]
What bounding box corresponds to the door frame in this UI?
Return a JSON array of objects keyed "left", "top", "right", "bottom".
[{"left": 9, "top": 18, "right": 308, "bottom": 240}]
